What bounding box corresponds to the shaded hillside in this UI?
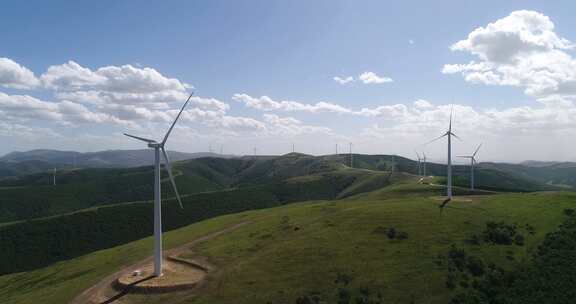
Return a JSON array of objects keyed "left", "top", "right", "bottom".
[
  {"left": 0, "top": 153, "right": 560, "bottom": 224},
  {"left": 482, "top": 162, "right": 576, "bottom": 189},
  {"left": 0, "top": 167, "right": 397, "bottom": 274}
]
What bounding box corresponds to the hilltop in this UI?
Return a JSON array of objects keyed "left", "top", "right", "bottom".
[
  {"left": 0, "top": 183, "right": 574, "bottom": 303},
  {"left": 0, "top": 149, "right": 232, "bottom": 178}
]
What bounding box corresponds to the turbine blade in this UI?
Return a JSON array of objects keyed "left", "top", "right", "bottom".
[
  {"left": 449, "top": 104, "right": 454, "bottom": 132},
  {"left": 124, "top": 133, "right": 155, "bottom": 143},
  {"left": 162, "top": 92, "right": 194, "bottom": 145},
  {"left": 450, "top": 132, "right": 462, "bottom": 141},
  {"left": 424, "top": 133, "right": 448, "bottom": 146},
  {"left": 473, "top": 143, "right": 483, "bottom": 157},
  {"left": 162, "top": 148, "right": 183, "bottom": 209}
]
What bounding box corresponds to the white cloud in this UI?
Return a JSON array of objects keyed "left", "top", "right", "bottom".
[
  {"left": 358, "top": 71, "right": 393, "bottom": 84},
  {"left": 414, "top": 99, "right": 433, "bottom": 109},
  {"left": 40, "top": 61, "right": 194, "bottom": 108},
  {"left": 444, "top": 10, "right": 576, "bottom": 99},
  {"left": 333, "top": 76, "right": 354, "bottom": 85},
  {"left": 0, "top": 58, "right": 39, "bottom": 89},
  {"left": 0, "top": 92, "right": 135, "bottom": 127},
  {"left": 233, "top": 93, "right": 353, "bottom": 114},
  {"left": 409, "top": 39, "right": 415, "bottom": 45},
  {"left": 41, "top": 61, "right": 188, "bottom": 93},
  {"left": 263, "top": 114, "right": 331, "bottom": 136},
  {"left": 333, "top": 72, "right": 393, "bottom": 85}
]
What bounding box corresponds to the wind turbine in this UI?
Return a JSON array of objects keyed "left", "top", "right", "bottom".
[
  {"left": 124, "top": 92, "right": 192, "bottom": 277},
  {"left": 415, "top": 151, "right": 422, "bottom": 177},
  {"left": 53, "top": 168, "right": 56, "bottom": 186},
  {"left": 426, "top": 106, "right": 460, "bottom": 201},
  {"left": 458, "top": 144, "right": 482, "bottom": 191},
  {"left": 422, "top": 152, "right": 427, "bottom": 177},
  {"left": 349, "top": 142, "right": 353, "bottom": 168}
]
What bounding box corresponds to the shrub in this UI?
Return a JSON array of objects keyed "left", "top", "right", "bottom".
[
  {"left": 386, "top": 228, "right": 397, "bottom": 239},
  {"left": 514, "top": 234, "right": 525, "bottom": 246},
  {"left": 483, "top": 221, "right": 521, "bottom": 245}
]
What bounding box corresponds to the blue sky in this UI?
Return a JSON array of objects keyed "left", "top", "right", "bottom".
[{"left": 1, "top": 1, "right": 576, "bottom": 161}]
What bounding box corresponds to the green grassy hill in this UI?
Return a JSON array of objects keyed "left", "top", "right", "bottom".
[
  {"left": 482, "top": 162, "right": 576, "bottom": 188},
  {"left": 1, "top": 153, "right": 557, "bottom": 223},
  {"left": 0, "top": 185, "right": 574, "bottom": 304},
  {"left": 0, "top": 165, "right": 397, "bottom": 274}
]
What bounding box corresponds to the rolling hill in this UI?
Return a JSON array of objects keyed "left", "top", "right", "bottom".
[
  {"left": 0, "top": 149, "right": 231, "bottom": 178},
  {"left": 0, "top": 153, "right": 557, "bottom": 225},
  {"left": 0, "top": 185, "right": 574, "bottom": 304}
]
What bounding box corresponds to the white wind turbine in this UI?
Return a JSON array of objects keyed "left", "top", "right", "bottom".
[
  {"left": 426, "top": 107, "right": 460, "bottom": 200},
  {"left": 415, "top": 151, "right": 422, "bottom": 177},
  {"left": 421, "top": 152, "right": 427, "bottom": 177},
  {"left": 458, "top": 143, "right": 482, "bottom": 191},
  {"left": 124, "top": 92, "right": 193, "bottom": 277}
]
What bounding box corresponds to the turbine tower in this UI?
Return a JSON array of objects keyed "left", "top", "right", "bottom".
[
  {"left": 458, "top": 143, "right": 482, "bottom": 191},
  {"left": 124, "top": 92, "right": 192, "bottom": 277},
  {"left": 422, "top": 152, "right": 427, "bottom": 177},
  {"left": 349, "top": 142, "right": 353, "bottom": 168},
  {"left": 53, "top": 168, "right": 56, "bottom": 186},
  {"left": 415, "top": 151, "right": 422, "bottom": 177},
  {"left": 426, "top": 107, "right": 459, "bottom": 200}
]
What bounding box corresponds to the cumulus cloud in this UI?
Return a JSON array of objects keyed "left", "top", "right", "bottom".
[
  {"left": 333, "top": 72, "right": 393, "bottom": 85},
  {"left": 443, "top": 10, "right": 576, "bottom": 99},
  {"left": 233, "top": 93, "right": 353, "bottom": 114},
  {"left": 234, "top": 92, "right": 576, "bottom": 139},
  {"left": 358, "top": 71, "right": 393, "bottom": 84},
  {"left": 333, "top": 76, "right": 354, "bottom": 85},
  {"left": 0, "top": 59, "right": 249, "bottom": 135},
  {"left": 41, "top": 61, "right": 188, "bottom": 93},
  {"left": 0, "top": 58, "right": 39, "bottom": 89},
  {"left": 40, "top": 61, "right": 194, "bottom": 108},
  {"left": 0, "top": 92, "right": 135, "bottom": 127},
  {"left": 263, "top": 114, "right": 331, "bottom": 136}
]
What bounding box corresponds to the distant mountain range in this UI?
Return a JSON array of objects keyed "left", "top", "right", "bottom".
[
  {"left": 0, "top": 149, "right": 234, "bottom": 178},
  {"left": 2, "top": 149, "right": 576, "bottom": 190}
]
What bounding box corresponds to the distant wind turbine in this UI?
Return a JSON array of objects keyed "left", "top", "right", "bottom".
[
  {"left": 349, "top": 143, "right": 353, "bottom": 168},
  {"left": 422, "top": 152, "right": 427, "bottom": 177},
  {"left": 426, "top": 106, "right": 460, "bottom": 203},
  {"left": 53, "top": 168, "right": 56, "bottom": 186},
  {"left": 458, "top": 143, "right": 482, "bottom": 191},
  {"left": 415, "top": 151, "right": 422, "bottom": 177},
  {"left": 124, "top": 92, "right": 192, "bottom": 277}
]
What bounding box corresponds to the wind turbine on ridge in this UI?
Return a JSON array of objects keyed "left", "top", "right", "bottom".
[
  {"left": 124, "top": 92, "right": 193, "bottom": 277},
  {"left": 421, "top": 152, "right": 427, "bottom": 177},
  {"left": 414, "top": 151, "right": 422, "bottom": 177},
  {"left": 458, "top": 143, "right": 482, "bottom": 191},
  {"left": 425, "top": 106, "right": 460, "bottom": 203}
]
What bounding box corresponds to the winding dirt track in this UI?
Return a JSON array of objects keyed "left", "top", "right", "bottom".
[{"left": 69, "top": 221, "right": 249, "bottom": 304}]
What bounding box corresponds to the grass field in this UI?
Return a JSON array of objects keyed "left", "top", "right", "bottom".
[{"left": 0, "top": 182, "right": 574, "bottom": 304}]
